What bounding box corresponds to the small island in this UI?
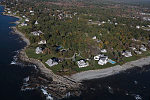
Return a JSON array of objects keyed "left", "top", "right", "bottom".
[{"left": 1, "top": 0, "right": 150, "bottom": 99}]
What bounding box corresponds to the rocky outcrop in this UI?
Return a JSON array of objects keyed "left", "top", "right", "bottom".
[{"left": 19, "top": 48, "right": 81, "bottom": 99}]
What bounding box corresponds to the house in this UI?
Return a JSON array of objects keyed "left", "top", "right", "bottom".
[
  {"left": 92, "top": 36, "right": 97, "bottom": 40},
  {"left": 35, "top": 21, "right": 38, "bottom": 25},
  {"left": 98, "top": 56, "right": 108, "bottom": 65},
  {"left": 135, "top": 51, "right": 142, "bottom": 55},
  {"left": 115, "top": 23, "right": 118, "bottom": 25},
  {"left": 25, "top": 18, "right": 29, "bottom": 22},
  {"left": 122, "top": 51, "right": 132, "bottom": 57},
  {"left": 8, "top": 11, "right": 11, "bottom": 14},
  {"left": 94, "top": 54, "right": 105, "bottom": 60},
  {"left": 20, "top": 23, "right": 27, "bottom": 26},
  {"left": 31, "top": 30, "right": 44, "bottom": 36},
  {"left": 101, "top": 49, "right": 107, "bottom": 53},
  {"left": 77, "top": 60, "right": 89, "bottom": 68},
  {"left": 38, "top": 40, "right": 46, "bottom": 45},
  {"left": 136, "top": 26, "right": 140, "bottom": 29},
  {"left": 130, "top": 47, "right": 136, "bottom": 51},
  {"left": 35, "top": 47, "right": 43, "bottom": 54},
  {"left": 45, "top": 58, "right": 58, "bottom": 67},
  {"left": 30, "top": 10, "right": 34, "bottom": 13},
  {"left": 140, "top": 45, "right": 147, "bottom": 51}
]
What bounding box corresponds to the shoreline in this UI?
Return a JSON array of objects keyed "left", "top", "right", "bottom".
[{"left": 71, "top": 56, "right": 150, "bottom": 82}]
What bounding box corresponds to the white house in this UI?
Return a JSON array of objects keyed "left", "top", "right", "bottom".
[
  {"left": 136, "top": 26, "right": 140, "bottom": 29},
  {"left": 77, "top": 60, "right": 89, "bottom": 68},
  {"left": 31, "top": 30, "right": 44, "bottom": 36},
  {"left": 8, "top": 11, "right": 11, "bottom": 14},
  {"left": 140, "top": 45, "right": 147, "bottom": 51},
  {"left": 94, "top": 54, "right": 105, "bottom": 60},
  {"left": 130, "top": 47, "right": 136, "bottom": 51},
  {"left": 98, "top": 56, "right": 108, "bottom": 65},
  {"left": 30, "top": 10, "right": 34, "bottom": 13},
  {"left": 101, "top": 49, "right": 107, "bottom": 53},
  {"left": 35, "top": 47, "right": 43, "bottom": 54},
  {"left": 25, "top": 18, "right": 29, "bottom": 22},
  {"left": 35, "top": 21, "right": 38, "bottom": 25},
  {"left": 135, "top": 51, "right": 142, "bottom": 55},
  {"left": 38, "top": 40, "right": 46, "bottom": 45},
  {"left": 92, "top": 36, "right": 97, "bottom": 40},
  {"left": 20, "top": 23, "right": 27, "bottom": 26},
  {"left": 45, "top": 59, "right": 58, "bottom": 67},
  {"left": 122, "top": 51, "right": 132, "bottom": 57}
]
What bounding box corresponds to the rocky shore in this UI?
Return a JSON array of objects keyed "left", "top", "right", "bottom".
[{"left": 11, "top": 26, "right": 81, "bottom": 99}]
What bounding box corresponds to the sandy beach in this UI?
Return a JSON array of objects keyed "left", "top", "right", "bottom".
[{"left": 71, "top": 56, "right": 150, "bottom": 82}]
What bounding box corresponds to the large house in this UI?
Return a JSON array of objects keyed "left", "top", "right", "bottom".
[
  {"left": 122, "top": 51, "right": 132, "bottom": 57},
  {"left": 38, "top": 40, "right": 46, "bottom": 45},
  {"left": 45, "top": 58, "right": 59, "bottom": 67},
  {"left": 140, "top": 45, "right": 147, "bottom": 51},
  {"left": 98, "top": 56, "right": 108, "bottom": 65},
  {"left": 101, "top": 49, "right": 107, "bottom": 53},
  {"left": 94, "top": 54, "right": 108, "bottom": 65},
  {"left": 31, "top": 30, "right": 44, "bottom": 36},
  {"left": 77, "top": 60, "right": 89, "bottom": 68},
  {"left": 35, "top": 47, "right": 43, "bottom": 54}
]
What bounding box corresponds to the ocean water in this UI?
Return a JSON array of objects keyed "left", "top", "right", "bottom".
[
  {"left": 0, "top": 6, "right": 43, "bottom": 100},
  {"left": 1, "top": 4, "right": 150, "bottom": 100}
]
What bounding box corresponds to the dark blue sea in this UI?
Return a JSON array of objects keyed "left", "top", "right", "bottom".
[{"left": 1, "top": 4, "right": 150, "bottom": 100}]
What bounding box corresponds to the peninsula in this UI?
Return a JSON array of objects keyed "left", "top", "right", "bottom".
[{"left": 1, "top": 0, "right": 150, "bottom": 99}]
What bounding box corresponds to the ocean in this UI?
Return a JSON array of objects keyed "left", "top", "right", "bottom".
[{"left": 1, "top": 4, "right": 150, "bottom": 100}]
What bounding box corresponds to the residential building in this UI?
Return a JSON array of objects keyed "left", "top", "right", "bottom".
[
  {"left": 140, "top": 45, "right": 147, "bottom": 51},
  {"left": 122, "top": 51, "right": 132, "bottom": 57},
  {"left": 77, "top": 60, "right": 89, "bottom": 68},
  {"left": 45, "top": 58, "right": 58, "bottom": 67},
  {"left": 35, "top": 47, "right": 43, "bottom": 54},
  {"left": 98, "top": 56, "right": 108, "bottom": 65},
  {"left": 101, "top": 49, "right": 107, "bottom": 53},
  {"left": 38, "top": 40, "right": 46, "bottom": 45}
]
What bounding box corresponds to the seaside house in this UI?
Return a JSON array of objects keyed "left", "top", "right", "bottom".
[
  {"left": 101, "top": 49, "right": 107, "bottom": 53},
  {"left": 30, "top": 10, "right": 34, "bottom": 13},
  {"left": 8, "top": 11, "right": 11, "bottom": 14},
  {"left": 20, "top": 22, "right": 27, "bottom": 26},
  {"left": 45, "top": 58, "right": 59, "bottom": 67},
  {"left": 77, "top": 60, "right": 89, "bottom": 68},
  {"left": 122, "top": 51, "right": 132, "bottom": 57},
  {"left": 140, "top": 45, "right": 147, "bottom": 51},
  {"left": 98, "top": 56, "right": 108, "bottom": 65},
  {"left": 130, "top": 47, "right": 136, "bottom": 51},
  {"left": 31, "top": 30, "right": 44, "bottom": 36},
  {"left": 35, "top": 47, "right": 43, "bottom": 54},
  {"left": 94, "top": 54, "right": 105, "bottom": 60},
  {"left": 38, "top": 40, "right": 46, "bottom": 45},
  {"left": 135, "top": 51, "right": 142, "bottom": 55}
]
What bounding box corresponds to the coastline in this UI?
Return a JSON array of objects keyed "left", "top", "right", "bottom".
[
  {"left": 71, "top": 56, "right": 150, "bottom": 82},
  {"left": 2, "top": 4, "right": 150, "bottom": 99}
]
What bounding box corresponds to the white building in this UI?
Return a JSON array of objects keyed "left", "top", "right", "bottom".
[
  {"left": 38, "top": 40, "right": 46, "bottom": 45},
  {"left": 20, "top": 23, "right": 27, "bottom": 26},
  {"left": 101, "top": 49, "right": 107, "bottom": 53},
  {"left": 30, "top": 10, "right": 34, "bottom": 13},
  {"left": 8, "top": 11, "right": 11, "bottom": 14},
  {"left": 122, "top": 51, "right": 132, "bottom": 57},
  {"left": 45, "top": 59, "right": 58, "bottom": 67},
  {"left": 92, "top": 36, "right": 97, "bottom": 40},
  {"left": 31, "top": 30, "right": 44, "bottom": 36},
  {"left": 94, "top": 54, "right": 104, "bottom": 60},
  {"left": 98, "top": 56, "right": 108, "bottom": 65},
  {"left": 25, "top": 18, "right": 29, "bottom": 22},
  {"left": 77, "top": 60, "right": 89, "bottom": 68},
  {"left": 136, "top": 26, "right": 140, "bottom": 29},
  {"left": 135, "top": 51, "right": 142, "bottom": 55},
  {"left": 35, "top": 21, "right": 38, "bottom": 25},
  {"left": 35, "top": 47, "right": 43, "bottom": 54},
  {"left": 140, "top": 45, "right": 147, "bottom": 51}
]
